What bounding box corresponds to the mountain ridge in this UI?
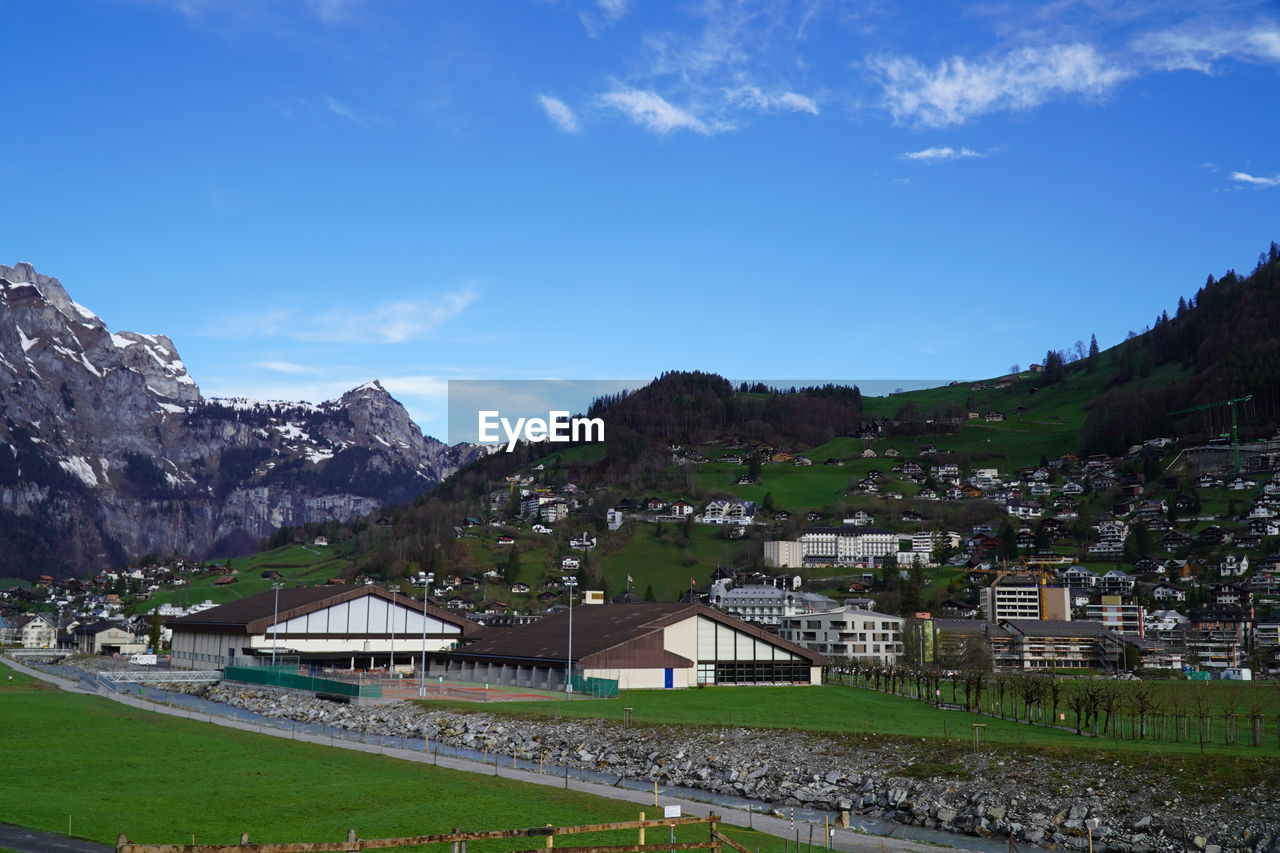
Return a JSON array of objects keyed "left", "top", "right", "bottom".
[{"left": 0, "top": 262, "right": 483, "bottom": 579}]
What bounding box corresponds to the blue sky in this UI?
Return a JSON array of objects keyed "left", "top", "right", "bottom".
[{"left": 3, "top": 0, "right": 1279, "bottom": 441}]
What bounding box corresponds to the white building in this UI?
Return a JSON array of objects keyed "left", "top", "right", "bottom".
[
  {"left": 169, "top": 586, "right": 476, "bottom": 670},
  {"left": 763, "top": 540, "right": 805, "bottom": 569},
  {"left": 797, "top": 527, "right": 897, "bottom": 564},
  {"left": 779, "top": 606, "right": 903, "bottom": 664},
  {"left": 709, "top": 582, "right": 838, "bottom": 626}
]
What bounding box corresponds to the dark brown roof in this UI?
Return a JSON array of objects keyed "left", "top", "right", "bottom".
[
  {"left": 449, "top": 602, "right": 824, "bottom": 666},
  {"left": 169, "top": 586, "right": 476, "bottom": 636}
]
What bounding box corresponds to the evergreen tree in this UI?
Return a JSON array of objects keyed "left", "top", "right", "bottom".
[
  {"left": 504, "top": 548, "right": 521, "bottom": 584},
  {"left": 1087, "top": 334, "right": 1100, "bottom": 370},
  {"left": 148, "top": 610, "right": 163, "bottom": 651},
  {"left": 997, "top": 522, "right": 1017, "bottom": 562},
  {"left": 762, "top": 492, "right": 776, "bottom": 512},
  {"left": 644, "top": 583, "right": 656, "bottom": 601}
]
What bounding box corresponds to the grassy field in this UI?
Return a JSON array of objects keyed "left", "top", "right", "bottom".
[
  {"left": 417, "top": 682, "right": 1280, "bottom": 758},
  {"left": 0, "top": 661, "right": 782, "bottom": 851},
  {"left": 134, "top": 544, "right": 356, "bottom": 613}
]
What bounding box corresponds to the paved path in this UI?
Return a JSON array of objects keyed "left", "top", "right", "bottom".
[
  {"left": 6, "top": 658, "right": 981, "bottom": 853},
  {"left": 0, "top": 823, "right": 112, "bottom": 853}
]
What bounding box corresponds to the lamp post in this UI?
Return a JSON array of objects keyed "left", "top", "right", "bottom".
[
  {"left": 562, "top": 576, "right": 578, "bottom": 695},
  {"left": 389, "top": 585, "right": 397, "bottom": 675},
  {"left": 420, "top": 572, "right": 434, "bottom": 698},
  {"left": 270, "top": 582, "right": 285, "bottom": 667}
]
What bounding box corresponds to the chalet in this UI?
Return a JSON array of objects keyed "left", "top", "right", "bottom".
[
  {"left": 1209, "top": 584, "right": 1251, "bottom": 608},
  {"left": 1099, "top": 570, "right": 1135, "bottom": 596},
  {"left": 918, "top": 487, "right": 939, "bottom": 501},
  {"left": 884, "top": 448, "right": 902, "bottom": 457},
  {"left": 496, "top": 535, "right": 516, "bottom": 546},
  {"left": 670, "top": 501, "right": 694, "bottom": 518},
  {"left": 824, "top": 458, "right": 844, "bottom": 466},
  {"left": 1060, "top": 566, "right": 1098, "bottom": 589},
  {"left": 861, "top": 448, "right": 877, "bottom": 458},
  {"left": 983, "top": 411, "right": 1006, "bottom": 422},
  {"left": 1198, "top": 526, "right": 1230, "bottom": 546},
  {"left": 1152, "top": 582, "right": 1185, "bottom": 602},
  {"left": 213, "top": 576, "right": 238, "bottom": 586},
  {"left": 1006, "top": 500, "right": 1044, "bottom": 519},
  {"left": 771, "top": 452, "right": 794, "bottom": 463},
  {"left": 1062, "top": 481, "right": 1085, "bottom": 496},
  {"left": 1220, "top": 554, "right": 1249, "bottom": 577},
  {"left": 774, "top": 510, "right": 791, "bottom": 520},
  {"left": 901, "top": 510, "right": 925, "bottom": 523},
  {"left": 702, "top": 500, "right": 757, "bottom": 524}
]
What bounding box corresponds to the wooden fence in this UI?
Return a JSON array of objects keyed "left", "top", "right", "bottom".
[{"left": 117, "top": 813, "right": 735, "bottom": 853}]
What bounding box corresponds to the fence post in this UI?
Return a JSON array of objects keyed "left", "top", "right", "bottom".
[
  {"left": 639, "top": 813, "right": 645, "bottom": 847},
  {"left": 347, "top": 828, "right": 358, "bottom": 853},
  {"left": 546, "top": 823, "right": 555, "bottom": 849}
]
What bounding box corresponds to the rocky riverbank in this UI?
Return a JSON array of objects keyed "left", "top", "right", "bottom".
[{"left": 192, "top": 684, "right": 1279, "bottom": 853}]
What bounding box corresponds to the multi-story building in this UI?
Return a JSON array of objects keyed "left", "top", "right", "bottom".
[
  {"left": 988, "top": 620, "right": 1127, "bottom": 671},
  {"left": 779, "top": 606, "right": 903, "bottom": 664},
  {"left": 797, "top": 526, "right": 897, "bottom": 565},
  {"left": 1085, "top": 596, "right": 1144, "bottom": 637},
  {"left": 984, "top": 574, "right": 1071, "bottom": 623},
  {"left": 763, "top": 540, "right": 805, "bottom": 569},
  {"left": 709, "top": 582, "right": 837, "bottom": 626}
]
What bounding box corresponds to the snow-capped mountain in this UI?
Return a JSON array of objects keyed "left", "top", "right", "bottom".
[{"left": 0, "top": 262, "right": 484, "bottom": 578}]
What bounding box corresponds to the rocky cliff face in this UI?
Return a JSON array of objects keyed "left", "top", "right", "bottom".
[{"left": 0, "top": 262, "right": 484, "bottom": 578}]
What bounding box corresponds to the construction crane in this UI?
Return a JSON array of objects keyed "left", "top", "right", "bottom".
[{"left": 1167, "top": 394, "right": 1253, "bottom": 475}]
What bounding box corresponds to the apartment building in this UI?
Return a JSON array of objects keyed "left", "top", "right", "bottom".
[{"left": 779, "top": 606, "right": 903, "bottom": 664}]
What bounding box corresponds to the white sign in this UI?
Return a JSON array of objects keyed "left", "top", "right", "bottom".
[
  {"left": 663, "top": 806, "right": 682, "bottom": 819},
  {"left": 477, "top": 410, "right": 605, "bottom": 452}
]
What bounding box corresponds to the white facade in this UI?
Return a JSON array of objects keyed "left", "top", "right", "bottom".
[
  {"left": 171, "top": 589, "right": 469, "bottom": 670},
  {"left": 797, "top": 527, "right": 897, "bottom": 564},
  {"left": 763, "top": 540, "right": 804, "bottom": 568},
  {"left": 779, "top": 606, "right": 903, "bottom": 664},
  {"left": 710, "top": 582, "right": 838, "bottom": 626}
]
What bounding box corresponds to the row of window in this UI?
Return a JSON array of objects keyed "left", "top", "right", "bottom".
[{"left": 695, "top": 661, "right": 811, "bottom": 684}]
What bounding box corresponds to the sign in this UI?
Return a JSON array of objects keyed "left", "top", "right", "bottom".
[{"left": 663, "top": 806, "right": 682, "bottom": 819}]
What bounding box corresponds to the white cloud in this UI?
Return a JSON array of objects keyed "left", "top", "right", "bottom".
[
  {"left": 226, "top": 285, "right": 479, "bottom": 344},
  {"left": 598, "top": 89, "right": 716, "bottom": 134},
  {"left": 871, "top": 43, "right": 1132, "bottom": 127},
  {"left": 537, "top": 95, "right": 581, "bottom": 133},
  {"left": 580, "top": 0, "right": 630, "bottom": 36},
  {"left": 255, "top": 360, "right": 325, "bottom": 375},
  {"left": 1229, "top": 171, "right": 1280, "bottom": 187},
  {"left": 323, "top": 95, "right": 366, "bottom": 125},
  {"left": 726, "top": 86, "right": 819, "bottom": 115},
  {"left": 1133, "top": 23, "right": 1280, "bottom": 72},
  {"left": 900, "top": 146, "right": 985, "bottom": 162}
]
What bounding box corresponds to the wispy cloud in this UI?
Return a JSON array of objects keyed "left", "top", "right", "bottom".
[
  {"left": 537, "top": 94, "right": 581, "bottom": 133},
  {"left": 255, "top": 360, "right": 326, "bottom": 375},
  {"left": 323, "top": 95, "right": 367, "bottom": 125},
  {"left": 1133, "top": 23, "right": 1280, "bottom": 72},
  {"left": 1229, "top": 171, "right": 1280, "bottom": 187},
  {"left": 580, "top": 0, "right": 630, "bottom": 36},
  {"left": 589, "top": 0, "right": 826, "bottom": 135},
  {"left": 598, "top": 88, "right": 716, "bottom": 134},
  {"left": 870, "top": 43, "right": 1131, "bottom": 127},
  {"left": 725, "top": 86, "right": 819, "bottom": 115},
  {"left": 900, "top": 146, "right": 985, "bottom": 162},
  {"left": 225, "top": 285, "right": 480, "bottom": 344}
]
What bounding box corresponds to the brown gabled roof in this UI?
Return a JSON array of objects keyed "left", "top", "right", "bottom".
[
  {"left": 449, "top": 602, "right": 824, "bottom": 666},
  {"left": 168, "top": 585, "right": 477, "bottom": 636}
]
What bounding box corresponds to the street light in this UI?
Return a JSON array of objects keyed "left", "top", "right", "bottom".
[
  {"left": 420, "top": 572, "right": 434, "bottom": 698},
  {"left": 389, "top": 585, "right": 397, "bottom": 676},
  {"left": 562, "top": 576, "right": 579, "bottom": 695},
  {"left": 270, "top": 582, "right": 285, "bottom": 667}
]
